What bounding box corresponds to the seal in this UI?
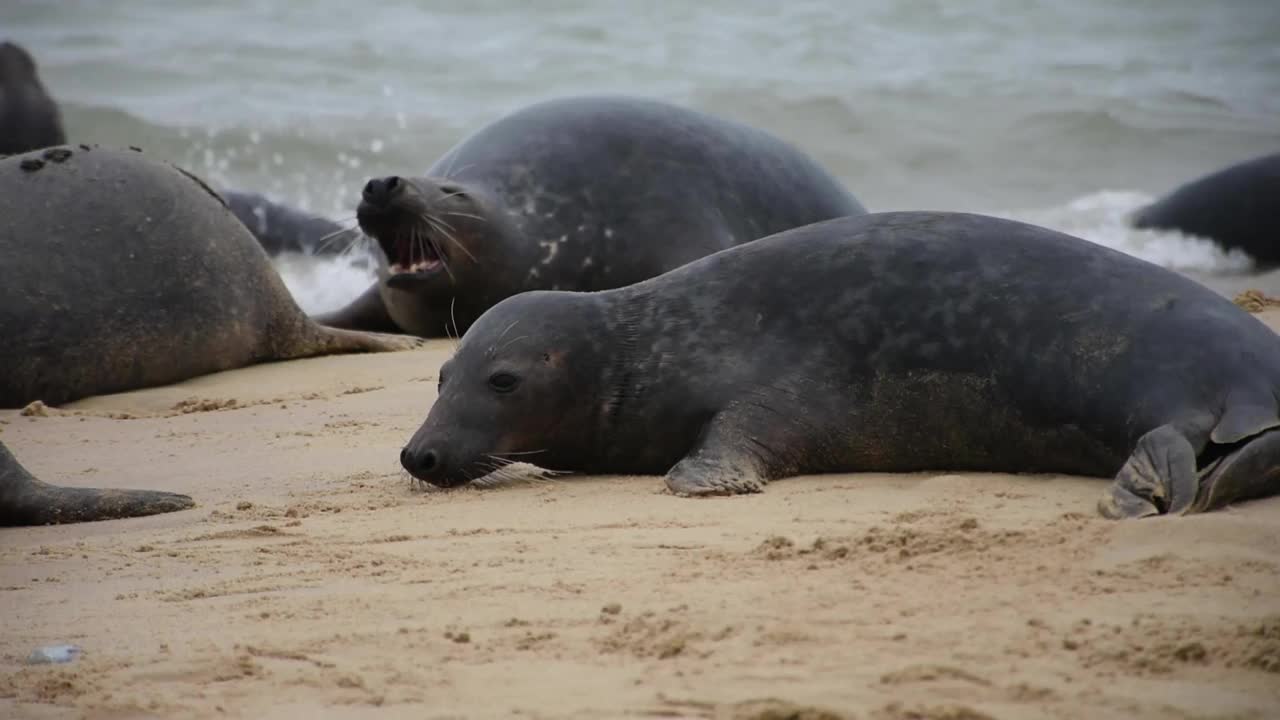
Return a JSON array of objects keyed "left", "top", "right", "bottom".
[
  {"left": 399, "top": 211, "right": 1280, "bottom": 519},
  {"left": 220, "top": 189, "right": 355, "bottom": 257},
  {"left": 0, "top": 41, "right": 66, "bottom": 155},
  {"left": 1132, "top": 152, "right": 1280, "bottom": 268},
  {"left": 1, "top": 439, "right": 194, "bottom": 526},
  {"left": 0, "top": 145, "right": 423, "bottom": 409},
  {"left": 317, "top": 95, "right": 867, "bottom": 337}
]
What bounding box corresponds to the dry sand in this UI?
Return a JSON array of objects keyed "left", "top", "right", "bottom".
[{"left": 2, "top": 310, "right": 1279, "bottom": 720}]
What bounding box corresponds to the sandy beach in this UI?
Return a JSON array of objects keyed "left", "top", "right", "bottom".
[{"left": 2, "top": 310, "right": 1278, "bottom": 720}]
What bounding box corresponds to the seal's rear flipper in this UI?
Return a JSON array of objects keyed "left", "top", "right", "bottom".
[
  {"left": 1, "top": 443, "right": 195, "bottom": 526},
  {"left": 1099, "top": 424, "right": 1198, "bottom": 519},
  {"left": 1192, "top": 429, "right": 1280, "bottom": 513}
]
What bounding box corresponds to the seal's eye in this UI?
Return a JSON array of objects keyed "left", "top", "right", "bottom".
[{"left": 488, "top": 372, "right": 519, "bottom": 393}]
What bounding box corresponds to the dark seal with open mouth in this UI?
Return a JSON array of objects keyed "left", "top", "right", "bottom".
[
  {"left": 316, "top": 95, "right": 866, "bottom": 337},
  {"left": 220, "top": 189, "right": 353, "bottom": 258},
  {"left": 1132, "top": 152, "right": 1280, "bottom": 269},
  {"left": 0, "top": 41, "right": 66, "bottom": 155},
  {"left": 0, "top": 145, "right": 424, "bottom": 408},
  {"left": 1, "top": 440, "right": 195, "bottom": 526},
  {"left": 399, "top": 211, "right": 1280, "bottom": 519}
]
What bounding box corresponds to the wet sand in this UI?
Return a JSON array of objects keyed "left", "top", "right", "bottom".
[{"left": 1, "top": 312, "right": 1278, "bottom": 720}]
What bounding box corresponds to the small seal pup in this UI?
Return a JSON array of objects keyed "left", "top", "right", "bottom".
[
  {"left": 1132, "top": 152, "right": 1280, "bottom": 268},
  {"left": 0, "top": 440, "right": 194, "bottom": 526},
  {"left": 0, "top": 41, "right": 66, "bottom": 154},
  {"left": 399, "top": 211, "right": 1280, "bottom": 519},
  {"left": 318, "top": 95, "right": 866, "bottom": 337},
  {"left": 0, "top": 145, "right": 422, "bottom": 408}
]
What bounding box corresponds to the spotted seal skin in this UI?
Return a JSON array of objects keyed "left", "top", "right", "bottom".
[
  {"left": 400, "top": 211, "right": 1280, "bottom": 519},
  {"left": 1132, "top": 152, "right": 1280, "bottom": 268},
  {"left": 0, "top": 145, "right": 423, "bottom": 409},
  {"left": 318, "top": 95, "right": 867, "bottom": 337},
  {"left": 220, "top": 189, "right": 354, "bottom": 257},
  {"left": 0, "top": 440, "right": 194, "bottom": 526},
  {"left": 0, "top": 41, "right": 66, "bottom": 155}
]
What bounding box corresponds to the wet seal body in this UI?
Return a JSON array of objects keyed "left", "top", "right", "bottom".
[
  {"left": 0, "top": 145, "right": 422, "bottom": 408},
  {"left": 320, "top": 95, "right": 866, "bottom": 337},
  {"left": 401, "top": 211, "right": 1280, "bottom": 519},
  {"left": 1133, "top": 152, "right": 1280, "bottom": 269},
  {"left": 1, "top": 440, "right": 193, "bottom": 526},
  {"left": 221, "top": 189, "right": 352, "bottom": 257},
  {"left": 0, "top": 41, "right": 66, "bottom": 155}
]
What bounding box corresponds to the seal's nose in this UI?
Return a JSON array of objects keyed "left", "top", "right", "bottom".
[
  {"left": 361, "top": 176, "right": 402, "bottom": 207},
  {"left": 400, "top": 446, "right": 439, "bottom": 480}
]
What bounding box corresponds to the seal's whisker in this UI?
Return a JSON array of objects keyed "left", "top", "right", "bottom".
[
  {"left": 494, "top": 319, "right": 520, "bottom": 345},
  {"left": 490, "top": 448, "right": 547, "bottom": 457},
  {"left": 426, "top": 214, "right": 478, "bottom": 264},
  {"left": 420, "top": 218, "right": 458, "bottom": 282},
  {"left": 498, "top": 335, "right": 529, "bottom": 353},
  {"left": 337, "top": 232, "right": 370, "bottom": 259},
  {"left": 447, "top": 296, "right": 460, "bottom": 342},
  {"left": 314, "top": 225, "right": 358, "bottom": 253},
  {"left": 441, "top": 211, "right": 487, "bottom": 224},
  {"left": 432, "top": 190, "right": 470, "bottom": 207},
  {"left": 440, "top": 160, "right": 475, "bottom": 179}
]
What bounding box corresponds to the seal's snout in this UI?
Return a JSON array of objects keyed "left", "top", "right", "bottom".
[
  {"left": 402, "top": 445, "right": 451, "bottom": 485},
  {"left": 361, "top": 175, "right": 403, "bottom": 208}
]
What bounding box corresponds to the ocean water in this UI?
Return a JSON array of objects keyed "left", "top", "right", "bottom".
[{"left": 5, "top": 0, "right": 1279, "bottom": 313}]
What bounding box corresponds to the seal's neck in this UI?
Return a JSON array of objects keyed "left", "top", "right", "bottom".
[{"left": 583, "top": 289, "right": 722, "bottom": 474}]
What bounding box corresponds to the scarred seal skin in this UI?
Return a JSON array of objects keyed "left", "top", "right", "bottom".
[
  {"left": 0, "top": 440, "right": 194, "bottom": 526},
  {"left": 0, "top": 41, "right": 66, "bottom": 155},
  {"left": 1132, "top": 152, "right": 1280, "bottom": 269},
  {"left": 0, "top": 145, "right": 423, "bottom": 409},
  {"left": 400, "top": 211, "right": 1280, "bottom": 519},
  {"left": 318, "top": 95, "right": 867, "bottom": 337}
]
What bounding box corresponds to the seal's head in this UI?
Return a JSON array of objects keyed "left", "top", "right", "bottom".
[
  {"left": 400, "top": 291, "right": 607, "bottom": 487},
  {"left": 356, "top": 174, "right": 499, "bottom": 292},
  {"left": 0, "top": 42, "right": 37, "bottom": 83}
]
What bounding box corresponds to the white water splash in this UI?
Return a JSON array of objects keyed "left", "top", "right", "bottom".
[{"left": 272, "top": 251, "right": 378, "bottom": 316}]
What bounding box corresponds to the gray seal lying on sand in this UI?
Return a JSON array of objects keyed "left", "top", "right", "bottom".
[
  {"left": 0, "top": 440, "right": 194, "bottom": 526},
  {"left": 0, "top": 145, "right": 422, "bottom": 408},
  {"left": 1132, "top": 152, "right": 1280, "bottom": 269},
  {"left": 0, "top": 41, "right": 66, "bottom": 155},
  {"left": 399, "top": 211, "right": 1280, "bottom": 519},
  {"left": 319, "top": 95, "right": 867, "bottom": 337}
]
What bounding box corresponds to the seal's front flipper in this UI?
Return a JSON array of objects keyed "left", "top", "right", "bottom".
[
  {"left": 1192, "top": 429, "right": 1280, "bottom": 513},
  {"left": 312, "top": 326, "right": 427, "bottom": 354},
  {"left": 663, "top": 412, "right": 769, "bottom": 497},
  {"left": 313, "top": 283, "right": 401, "bottom": 334},
  {"left": 1, "top": 443, "right": 195, "bottom": 526},
  {"left": 1099, "top": 424, "right": 1198, "bottom": 519}
]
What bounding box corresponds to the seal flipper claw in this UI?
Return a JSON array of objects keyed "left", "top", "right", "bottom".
[
  {"left": 1104, "top": 424, "right": 1198, "bottom": 519},
  {"left": 1192, "top": 429, "right": 1280, "bottom": 513}
]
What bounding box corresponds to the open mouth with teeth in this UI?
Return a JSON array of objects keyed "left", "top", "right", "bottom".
[{"left": 381, "top": 228, "right": 446, "bottom": 278}]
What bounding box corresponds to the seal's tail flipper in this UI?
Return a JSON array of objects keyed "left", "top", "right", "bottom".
[
  {"left": 1099, "top": 424, "right": 1198, "bottom": 519},
  {"left": 1, "top": 444, "right": 195, "bottom": 526},
  {"left": 2, "top": 483, "right": 196, "bottom": 526},
  {"left": 1192, "top": 429, "right": 1280, "bottom": 514}
]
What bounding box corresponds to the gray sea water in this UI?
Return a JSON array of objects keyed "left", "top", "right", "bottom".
[{"left": 5, "top": 0, "right": 1279, "bottom": 313}]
